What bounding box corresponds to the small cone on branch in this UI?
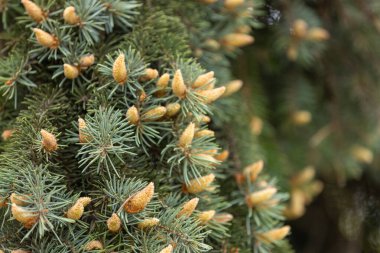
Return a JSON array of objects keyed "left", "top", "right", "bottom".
[
  {"left": 214, "top": 150, "right": 229, "bottom": 162},
  {"left": 177, "top": 198, "right": 199, "bottom": 217},
  {"left": 283, "top": 189, "right": 306, "bottom": 219},
  {"left": 85, "top": 240, "right": 103, "bottom": 250},
  {"left": 179, "top": 122, "right": 195, "bottom": 148},
  {"left": 192, "top": 71, "right": 214, "bottom": 89},
  {"left": 67, "top": 201, "right": 84, "bottom": 220},
  {"left": 156, "top": 73, "right": 170, "bottom": 97},
  {"left": 291, "top": 110, "right": 312, "bottom": 125},
  {"left": 195, "top": 129, "right": 215, "bottom": 138},
  {"left": 63, "top": 64, "right": 79, "bottom": 79},
  {"left": 196, "top": 87, "right": 226, "bottom": 104},
  {"left": 11, "top": 203, "right": 38, "bottom": 228},
  {"left": 41, "top": 129, "right": 58, "bottom": 152},
  {"left": 307, "top": 27, "right": 330, "bottom": 41},
  {"left": 256, "top": 226, "right": 291, "bottom": 244},
  {"left": 33, "top": 28, "right": 59, "bottom": 49},
  {"left": 78, "top": 117, "right": 89, "bottom": 143},
  {"left": 138, "top": 218, "right": 160, "bottom": 229},
  {"left": 21, "top": 0, "right": 45, "bottom": 23},
  {"left": 172, "top": 69, "right": 187, "bottom": 99},
  {"left": 224, "top": 0, "right": 245, "bottom": 10},
  {"left": 2, "top": 129, "right": 13, "bottom": 141},
  {"left": 223, "top": 80, "right": 243, "bottom": 97},
  {"left": 287, "top": 44, "right": 298, "bottom": 61},
  {"left": 113, "top": 53, "right": 128, "bottom": 85},
  {"left": 142, "top": 106, "right": 167, "bottom": 121},
  {"left": 250, "top": 116, "right": 263, "bottom": 136},
  {"left": 10, "top": 193, "right": 29, "bottom": 206},
  {"left": 243, "top": 160, "right": 264, "bottom": 182},
  {"left": 141, "top": 68, "right": 159, "bottom": 82},
  {"left": 183, "top": 174, "right": 215, "bottom": 194},
  {"left": 166, "top": 103, "right": 181, "bottom": 117},
  {"left": 67, "top": 197, "right": 91, "bottom": 220},
  {"left": 291, "top": 166, "right": 315, "bottom": 186},
  {"left": 201, "top": 115, "right": 211, "bottom": 124},
  {"left": 213, "top": 213, "right": 233, "bottom": 223},
  {"left": 221, "top": 33, "right": 254, "bottom": 47},
  {"left": 124, "top": 182, "right": 154, "bottom": 213},
  {"left": 198, "top": 210, "right": 215, "bottom": 224},
  {"left": 159, "top": 245, "right": 173, "bottom": 253},
  {"left": 126, "top": 106, "right": 140, "bottom": 125},
  {"left": 79, "top": 54, "right": 95, "bottom": 68},
  {"left": 77, "top": 197, "right": 92, "bottom": 207},
  {"left": 107, "top": 213, "right": 121, "bottom": 233},
  {"left": 351, "top": 145, "right": 373, "bottom": 164},
  {"left": 292, "top": 19, "right": 308, "bottom": 39},
  {"left": 63, "top": 6, "right": 80, "bottom": 25},
  {"left": 246, "top": 187, "right": 277, "bottom": 208}
]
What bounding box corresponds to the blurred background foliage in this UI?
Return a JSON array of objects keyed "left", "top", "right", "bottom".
[{"left": 233, "top": 0, "right": 380, "bottom": 252}]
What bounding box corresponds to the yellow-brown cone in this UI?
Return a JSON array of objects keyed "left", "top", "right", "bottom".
[
  {"left": 166, "top": 103, "right": 181, "bottom": 117},
  {"left": 307, "top": 28, "right": 330, "bottom": 41},
  {"left": 126, "top": 106, "right": 140, "bottom": 125},
  {"left": 246, "top": 187, "right": 277, "bottom": 208},
  {"left": 156, "top": 73, "right": 170, "bottom": 97},
  {"left": 184, "top": 174, "right": 215, "bottom": 194},
  {"left": 10, "top": 249, "right": 30, "bottom": 253},
  {"left": 78, "top": 117, "right": 89, "bottom": 143},
  {"left": 291, "top": 166, "right": 315, "bottom": 186},
  {"left": 113, "top": 53, "right": 128, "bottom": 85},
  {"left": 124, "top": 182, "right": 154, "bottom": 214},
  {"left": 291, "top": 110, "right": 312, "bottom": 125},
  {"left": 192, "top": 71, "right": 214, "bottom": 89},
  {"left": 213, "top": 213, "right": 233, "bottom": 223},
  {"left": 250, "top": 116, "right": 263, "bottom": 136},
  {"left": 77, "top": 197, "right": 92, "bottom": 207},
  {"left": 107, "top": 213, "right": 121, "bottom": 233},
  {"left": 2, "top": 129, "right": 13, "bottom": 141},
  {"left": 142, "top": 106, "right": 167, "bottom": 121},
  {"left": 196, "top": 87, "right": 226, "bottom": 104},
  {"left": 292, "top": 19, "right": 308, "bottom": 39},
  {"left": 63, "top": 64, "right": 79, "bottom": 79},
  {"left": 137, "top": 217, "right": 160, "bottom": 229},
  {"left": 159, "top": 245, "right": 173, "bottom": 253},
  {"left": 221, "top": 33, "right": 254, "bottom": 47},
  {"left": 243, "top": 160, "right": 264, "bottom": 182},
  {"left": 351, "top": 145, "right": 373, "bottom": 164},
  {"left": 214, "top": 150, "right": 229, "bottom": 162},
  {"left": 11, "top": 203, "right": 38, "bottom": 228},
  {"left": 179, "top": 122, "right": 195, "bottom": 148},
  {"left": 33, "top": 28, "right": 59, "bottom": 49},
  {"left": 194, "top": 129, "right": 214, "bottom": 138},
  {"left": 85, "top": 240, "right": 103, "bottom": 251},
  {"left": 198, "top": 210, "right": 215, "bottom": 224},
  {"left": 67, "top": 201, "right": 84, "bottom": 220},
  {"left": 41, "top": 129, "right": 58, "bottom": 152},
  {"left": 21, "top": 0, "right": 45, "bottom": 23},
  {"left": 79, "top": 54, "right": 95, "bottom": 68},
  {"left": 172, "top": 69, "right": 187, "bottom": 99},
  {"left": 256, "top": 226, "right": 291, "bottom": 244},
  {"left": 223, "top": 80, "right": 243, "bottom": 97},
  {"left": 141, "top": 68, "right": 159, "bottom": 82},
  {"left": 63, "top": 6, "right": 80, "bottom": 25},
  {"left": 177, "top": 198, "right": 199, "bottom": 217}
]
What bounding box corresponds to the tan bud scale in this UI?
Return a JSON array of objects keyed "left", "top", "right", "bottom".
[
  {"left": 113, "top": 53, "right": 128, "bottom": 85},
  {"left": 184, "top": 174, "right": 215, "bottom": 194},
  {"left": 159, "top": 245, "right": 173, "bottom": 253},
  {"left": 33, "top": 28, "right": 59, "bottom": 49},
  {"left": 107, "top": 213, "right": 121, "bottom": 233},
  {"left": 198, "top": 210, "right": 215, "bottom": 224},
  {"left": 256, "top": 226, "right": 291, "bottom": 244},
  {"left": 172, "top": 69, "right": 187, "bottom": 99},
  {"left": 142, "top": 106, "right": 167, "bottom": 121},
  {"left": 63, "top": 6, "right": 80, "bottom": 25},
  {"left": 138, "top": 218, "right": 160, "bottom": 229},
  {"left": 179, "top": 122, "right": 195, "bottom": 148},
  {"left": 41, "top": 129, "right": 58, "bottom": 152},
  {"left": 196, "top": 87, "right": 226, "bottom": 104},
  {"left": 21, "top": 0, "right": 45, "bottom": 23},
  {"left": 192, "top": 71, "right": 214, "bottom": 88},
  {"left": 177, "top": 198, "right": 199, "bottom": 217},
  {"left": 243, "top": 160, "right": 264, "bottom": 182},
  {"left": 127, "top": 106, "right": 140, "bottom": 125},
  {"left": 64, "top": 64, "right": 79, "bottom": 79},
  {"left": 166, "top": 103, "right": 181, "bottom": 117},
  {"left": 85, "top": 240, "right": 103, "bottom": 250},
  {"left": 246, "top": 187, "right": 277, "bottom": 208}
]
